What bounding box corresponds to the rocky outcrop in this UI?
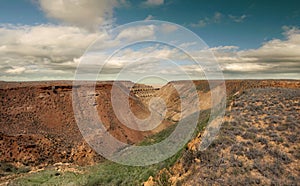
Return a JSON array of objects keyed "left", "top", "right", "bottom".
[
  {"left": 0, "top": 80, "right": 299, "bottom": 171},
  {"left": 130, "top": 83, "right": 160, "bottom": 98},
  {"left": 0, "top": 81, "right": 151, "bottom": 167}
]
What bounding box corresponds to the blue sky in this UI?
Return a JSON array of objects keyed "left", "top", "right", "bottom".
[
  {"left": 0, "top": 0, "right": 299, "bottom": 81},
  {"left": 1, "top": 0, "right": 300, "bottom": 49},
  {"left": 115, "top": 0, "right": 300, "bottom": 49}
]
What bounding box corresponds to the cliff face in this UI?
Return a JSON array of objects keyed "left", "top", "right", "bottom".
[
  {"left": 130, "top": 83, "right": 160, "bottom": 98},
  {"left": 151, "top": 80, "right": 300, "bottom": 124},
  {"left": 0, "top": 81, "right": 152, "bottom": 166},
  {"left": 0, "top": 80, "right": 299, "bottom": 169}
]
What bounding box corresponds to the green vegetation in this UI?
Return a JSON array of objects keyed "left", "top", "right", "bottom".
[
  {"left": 0, "top": 162, "right": 31, "bottom": 176},
  {"left": 10, "top": 149, "right": 181, "bottom": 186},
  {"left": 139, "top": 124, "right": 177, "bottom": 146},
  {"left": 140, "top": 110, "right": 210, "bottom": 147},
  {"left": 10, "top": 111, "right": 211, "bottom": 186},
  {"left": 10, "top": 169, "right": 87, "bottom": 186}
]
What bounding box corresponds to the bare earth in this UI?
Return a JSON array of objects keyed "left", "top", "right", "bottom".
[{"left": 0, "top": 80, "right": 299, "bottom": 185}]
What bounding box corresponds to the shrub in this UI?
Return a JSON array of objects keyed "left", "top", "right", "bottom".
[
  {"left": 245, "top": 148, "right": 264, "bottom": 160},
  {"left": 242, "top": 132, "right": 257, "bottom": 140},
  {"left": 268, "top": 149, "right": 291, "bottom": 164},
  {"left": 255, "top": 137, "right": 268, "bottom": 145}
]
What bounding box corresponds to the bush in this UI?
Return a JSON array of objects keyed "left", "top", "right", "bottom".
[
  {"left": 255, "top": 137, "right": 268, "bottom": 145},
  {"left": 268, "top": 149, "right": 291, "bottom": 164},
  {"left": 242, "top": 132, "right": 257, "bottom": 140},
  {"left": 245, "top": 148, "right": 264, "bottom": 160}
]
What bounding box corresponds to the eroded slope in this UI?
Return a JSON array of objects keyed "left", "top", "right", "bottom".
[{"left": 157, "top": 88, "right": 299, "bottom": 185}]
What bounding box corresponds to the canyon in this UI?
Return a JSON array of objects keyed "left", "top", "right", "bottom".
[{"left": 0, "top": 80, "right": 299, "bottom": 185}]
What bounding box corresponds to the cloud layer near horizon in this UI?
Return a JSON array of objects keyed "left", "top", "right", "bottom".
[
  {"left": 0, "top": 23, "right": 299, "bottom": 81},
  {"left": 0, "top": 1, "right": 299, "bottom": 81}
]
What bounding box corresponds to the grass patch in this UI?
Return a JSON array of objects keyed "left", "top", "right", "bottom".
[
  {"left": 0, "top": 162, "right": 31, "bottom": 175},
  {"left": 139, "top": 110, "right": 210, "bottom": 147},
  {"left": 139, "top": 124, "right": 177, "bottom": 146},
  {"left": 11, "top": 111, "right": 211, "bottom": 186},
  {"left": 11, "top": 169, "right": 87, "bottom": 186},
  {"left": 11, "top": 152, "right": 182, "bottom": 186}
]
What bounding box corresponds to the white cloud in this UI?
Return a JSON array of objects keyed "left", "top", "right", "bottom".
[
  {"left": 0, "top": 23, "right": 159, "bottom": 81},
  {"left": 222, "top": 63, "right": 271, "bottom": 72},
  {"left": 5, "top": 66, "right": 26, "bottom": 74},
  {"left": 142, "top": 0, "right": 164, "bottom": 7},
  {"left": 191, "top": 12, "right": 222, "bottom": 28},
  {"left": 228, "top": 14, "right": 247, "bottom": 23},
  {"left": 0, "top": 24, "right": 101, "bottom": 79},
  {"left": 160, "top": 23, "right": 178, "bottom": 33},
  {"left": 174, "top": 26, "right": 299, "bottom": 79},
  {"left": 190, "top": 20, "right": 207, "bottom": 28},
  {"left": 0, "top": 24, "right": 99, "bottom": 58},
  {"left": 238, "top": 26, "right": 300, "bottom": 62},
  {"left": 1, "top": 22, "right": 299, "bottom": 81},
  {"left": 213, "top": 12, "right": 222, "bottom": 23},
  {"left": 179, "top": 42, "right": 197, "bottom": 49},
  {"left": 208, "top": 27, "right": 300, "bottom": 78},
  {"left": 145, "top": 15, "right": 155, "bottom": 20},
  {"left": 191, "top": 12, "right": 248, "bottom": 28},
  {"left": 210, "top": 46, "right": 239, "bottom": 51},
  {"left": 116, "top": 25, "right": 156, "bottom": 42},
  {"left": 108, "top": 45, "right": 179, "bottom": 64},
  {"left": 37, "top": 0, "right": 119, "bottom": 30}
]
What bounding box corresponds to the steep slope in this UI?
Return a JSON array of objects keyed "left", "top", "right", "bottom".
[
  {"left": 0, "top": 81, "right": 153, "bottom": 167},
  {"left": 150, "top": 87, "right": 300, "bottom": 185},
  {"left": 150, "top": 80, "right": 299, "bottom": 128},
  {"left": 1, "top": 80, "right": 299, "bottom": 185}
]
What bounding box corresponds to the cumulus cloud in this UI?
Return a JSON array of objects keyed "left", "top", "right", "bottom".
[
  {"left": 0, "top": 24, "right": 101, "bottom": 58},
  {"left": 0, "top": 24, "right": 101, "bottom": 80},
  {"left": 37, "top": 0, "right": 120, "bottom": 30},
  {"left": 238, "top": 26, "right": 300, "bottom": 63},
  {"left": 169, "top": 26, "right": 299, "bottom": 79},
  {"left": 1, "top": 22, "right": 299, "bottom": 81},
  {"left": 210, "top": 27, "right": 300, "bottom": 78},
  {"left": 75, "top": 44, "right": 196, "bottom": 82},
  {"left": 0, "top": 23, "right": 164, "bottom": 81},
  {"left": 116, "top": 25, "right": 156, "bottom": 42}
]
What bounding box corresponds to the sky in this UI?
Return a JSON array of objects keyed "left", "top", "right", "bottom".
[{"left": 0, "top": 0, "right": 299, "bottom": 82}]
